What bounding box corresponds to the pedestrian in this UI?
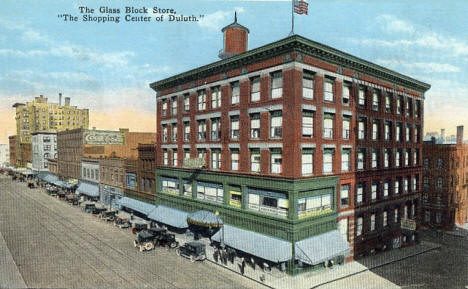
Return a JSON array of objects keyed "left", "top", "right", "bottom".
[
  {"left": 221, "top": 249, "right": 228, "bottom": 265},
  {"left": 213, "top": 249, "right": 219, "bottom": 263},
  {"left": 240, "top": 260, "right": 245, "bottom": 275}
]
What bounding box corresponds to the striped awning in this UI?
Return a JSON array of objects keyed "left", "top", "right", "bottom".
[
  {"left": 295, "top": 230, "right": 350, "bottom": 265},
  {"left": 211, "top": 225, "right": 292, "bottom": 263}
]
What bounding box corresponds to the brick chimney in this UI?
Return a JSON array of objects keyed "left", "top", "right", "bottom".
[
  {"left": 218, "top": 12, "right": 249, "bottom": 59},
  {"left": 457, "top": 125, "right": 464, "bottom": 145}
]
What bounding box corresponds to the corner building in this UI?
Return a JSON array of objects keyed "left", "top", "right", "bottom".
[{"left": 150, "top": 18, "right": 430, "bottom": 273}]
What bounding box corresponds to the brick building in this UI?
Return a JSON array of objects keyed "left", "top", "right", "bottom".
[
  {"left": 99, "top": 158, "right": 125, "bottom": 208},
  {"left": 9, "top": 135, "right": 16, "bottom": 167},
  {"left": 47, "top": 158, "right": 58, "bottom": 175},
  {"left": 123, "top": 143, "right": 156, "bottom": 203},
  {"left": 422, "top": 126, "right": 468, "bottom": 229},
  {"left": 57, "top": 127, "right": 155, "bottom": 181},
  {"left": 149, "top": 17, "right": 430, "bottom": 273}
]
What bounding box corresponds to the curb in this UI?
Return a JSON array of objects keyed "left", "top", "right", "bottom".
[
  {"left": 205, "top": 257, "right": 274, "bottom": 289},
  {"left": 310, "top": 243, "right": 441, "bottom": 289}
]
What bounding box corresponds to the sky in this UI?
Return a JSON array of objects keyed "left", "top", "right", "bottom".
[{"left": 1, "top": 0, "right": 468, "bottom": 144}]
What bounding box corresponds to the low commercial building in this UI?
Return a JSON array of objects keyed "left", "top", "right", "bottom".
[
  {"left": 422, "top": 126, "right": 468, "bottom": 229},
  {"left": 31, "top": 131, "right": 57, "bottom": 171},
  {"left": 99, "top": 158, "right": 125, "bottom": 208},
  {"left": 76, "top": 158, "right": 100, "bottom": 200}
]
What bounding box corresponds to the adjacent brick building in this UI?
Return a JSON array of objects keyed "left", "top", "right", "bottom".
[
  {"left": 422, "top": 126, "right": 468, "bottom": 229},
  {"left": 123, "top": 143, "right": 156, "bottom": 203},
  {"left": 99, "top": 157, "right": 125, "bottom": 207},
  {"left": 150, "top": 17, "right": 430, "bottom": 273}
]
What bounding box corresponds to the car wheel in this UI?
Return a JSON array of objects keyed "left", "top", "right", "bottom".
[
  {"left": 170, "top": 242, "right": 177, "bottom": 249},
  {"left": 190, "top": 255, "right": 195, "bottom": 263},
  {"left": 176, "top": 248, "right": 180, "bottom": 256},
  {"left": 145, "top": 242, "right": 154, "bottom": 251}
]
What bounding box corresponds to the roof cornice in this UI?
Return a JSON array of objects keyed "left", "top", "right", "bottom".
[{"left": 150, "top": 34, "right": 430, "bottom": 94}]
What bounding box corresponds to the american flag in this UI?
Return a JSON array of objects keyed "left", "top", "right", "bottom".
[{"left": 294, "top": 0, "right": 308, "bottom": 15}]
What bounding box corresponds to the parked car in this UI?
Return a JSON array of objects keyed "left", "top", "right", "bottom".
[
  {"left": 157, "top": 232, "right": 179, "bottom": 249},
  {"left": 100, "top": 210, "right": 117, "bottom": 222},
  {"left": 147, "top": 227, "right": 167, "bottom": 239},
  {"left": 91, "top": 207, "right": 107, "bottom": 215},
  {"left": 83, "top": 203, "right": 96, "bottom": 213},
  {"left": 176, "top": 241, "right": 206, "bottom": 262},
  {"left": 114, "top": 217, "right": 131, "bottom": 229},
  {"left": 133, "top": 231, "right": 156, "bottom": 252},
  {"left": 131, "top": 222, "right": 148, "bottom": 234}
]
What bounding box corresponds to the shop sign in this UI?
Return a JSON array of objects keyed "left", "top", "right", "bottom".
[
  {"left": 183, "top": 158, "right": 205, "bottom": 169},
  {"left": 401, "top": 218, "right": 416, "bottom": 231}
]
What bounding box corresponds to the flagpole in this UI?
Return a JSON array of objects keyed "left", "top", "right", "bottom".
[{"left": 289, "top": 0, "right": 295, "bottom": 36}]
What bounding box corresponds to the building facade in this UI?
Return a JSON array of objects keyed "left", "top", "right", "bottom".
[
  {"left": 123, "top": 143, "right": 156, "bottom": 203},
  {"left": 31, "top": 132, "right": 57, "bottom": 171},
  {"left": 0, "top": 144, "right": 9, "bottom": 167},
  {"left": 422, "top": 126, "right": 468, "bottom": 229},
  {"left": 8, "top": 135, "right": 16, "bottom": 167},
  {"left": 48, "top": 158, "right": 58, "bottom": 175},
  {"left": 12, "top": 94, "right": 89, "bottom": 167},
  {"left": 150, "top": 17, "right": 430, "bottom": 272},
  {"left": 99, "top": 158, "right": 125, "bottom": 208}
]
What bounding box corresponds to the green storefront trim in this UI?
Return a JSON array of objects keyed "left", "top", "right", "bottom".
[{"left": 155, "top": 167, "right": 339, "bottom": 242}]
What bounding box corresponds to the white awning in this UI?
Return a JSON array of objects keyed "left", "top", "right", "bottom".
[
  {"left": 76, "top": 182, "right": 99, "bottom": 197},
  {"left": 295, "top": 230, "right": 350, "bottom": 265},
  {"left": 118, "top": 197, "right": 156, "bottom": 215},
  {"left": 147, "top": 205, "right": 188, "bottom": 228}
]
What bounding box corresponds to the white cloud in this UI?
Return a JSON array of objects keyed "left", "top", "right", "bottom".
[
  {"left": 376, "top": 59, "right": 460, "bottom": 73},
  {"left": 198, "top": 8, "right": 244, "bottom": 31},
  {"left": 377, "top": 14, "right": 415, "bottom": 34}
]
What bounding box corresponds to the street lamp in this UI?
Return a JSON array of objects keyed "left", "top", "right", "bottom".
[{"left": 215, "top": 210, "right": 225, "bottom": 248}]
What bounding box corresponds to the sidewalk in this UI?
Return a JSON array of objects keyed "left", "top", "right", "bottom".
[{"left": 0, "top": 231, "right": 27, "bottom": 289}]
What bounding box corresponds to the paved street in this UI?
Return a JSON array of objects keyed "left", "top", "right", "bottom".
[
  {"left": 364, "top": 230, "right": 468, "bottom": 289},
  {"left": 0, "top": 175, "right": 262, "bottom": 289}
]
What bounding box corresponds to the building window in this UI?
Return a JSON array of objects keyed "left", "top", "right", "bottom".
[
  {"left": 415, "top": 100, "right": 421, "bottom": 118},
  {"left": 396, "top": 123, "right": 402, "bottom": 141},
  {"left": 270, "top": 111, "right": 283, "bottom": 138},
  {"left": 372, "top": 91, "right": 380, "bottom": 111},
  {"left": 342, "top": 116, "right": 350, "bottom": 139},
  {"left": 171, "top": 96, "right": 178, "bottom": 115},
  {"left": 210, "top": 118, "right": 221, "bottom": 141},
  {"left": 437, "top": 177, "right": 443, "bottom": 188},
  {"left": 211, "top": 86, "right": 221, "bottom": 109},
  {"left": 406, "top": 98, "right": 411, "bottom": 117},
  {"left": 162, "top": 125, "right": 168, "bottom": 142},
  {"left": 384, "top": 149, "right": 391, "bottom": 168},
  {"left": 172, "top": 123, "right": 178, "bottom": 142},
  {"left": 404, "top": 149, "right": 409, "bottom": 167},
  {"left": 197, "top": 120, "right": 206, "bottom": 141},
  {"left": 271, "top": 149, "right": 282, "bottom": 174},
  {"left": 356, "top": 217, "right": 363, "bottom": 236},
  {"left": 412, "top": 176, "right": 418, "bottom": 191},
  {"left": 163, "top": 149, "right": 168, "bottom": 165},
  {"left": 371, "top": 183, "right": 378, "bottom": 201},
  {"left": 341, "top": 148, "right": 351, "bottom": 172},
  {"left": 249, "top": 189, "right": 288, "bottom": 218},
  {"left": 198, "top": 90, "right": 206, "bottom": 111},
  {"left": 249, "top": 76, "right": 261, "bottom": 102},
  {"left": 172, "top": 149, "right": 178, "bottom": 167},
  {"left": 184, "top": 149, "right": 190, "bottom": 161},
  {"left": 302, "top": 149, "right": 314, "bottom": 175},
  {"left": 372, "top": 149, "right": 379, "bottom": 168},
  {"left": 372, "top": 120, "right": 379, "bottom": 140},
  {"left": 323, "top": 113, "right": 334, "bottom": 138},
  {"left": 384, "top": 121, "right": 392, "bottom": 140},
  {"left": 370, "top": 214, "right": 376, "bottom": 231},
  {"left": 394, "top": 179, "right": 400, "bottom": 194},
  {"left": 231, "top": 149, "right": 239, "bottom": 171},
  {"left": 406, "top": 125, "right": 411, "bottom": 142},
  {"left": 341, "top": 184, "right": 350, "bottom": 207},
  {"left": 394, "top": 208, "right": 399, "bottom": 223},
  {"left": 231, "top": 81, "right": 240, "bottom": 104},
  {"left": 424, "top": 210, "right": 430, "bottom": 222},
  {"left": 211, "top": 149, "right": 221, "bottom": 170},
  {"left": 250, "top": 149, "right": 260, "bottom": 172},
  {"left": 358, "top": 118, "right": 366, "bottom": 139},
  {"left": 423, "top": 177, "right": 429, "bottom": 189},
  {"left": 383, "top": 181, "right": 389, "bottom": 197},
  {"left": 404, "top": 177, "right": 410, "bottom": 193},
  {"left": 435, "top": 212, "right": 442, "bottom": 224},
  {"left": 358, "top": 87, "right": 366, "bottom": 108},
  {"left": 356, "top": 183, "right": 364, "bottom": 204},
  {"left": 385, "top": 93, "right": 392, "bottom": 113},
  {"left": 303, "top": 71, "right": 314, "bottom": 99},
  {"left": 342, "top": 83, "right": 351, "bottom": 105},
  {"left": 229, "top": 186, "right": 242, "bottom": 208},
  {"left": 383, "top": 211, "right": 388, "bottom": 227},
  {"left": 414, "top": 126, "right": 419, "bottom": 143},
  {"left": 230, "top": 116, "right": 239, "bottom": 140},
  {"left": 323, "top": 149, "right": 334, "bottom": 174},
  {"left": 395, "top": 149, "right": 401, "bottom": 167},
  {"left": 184, "top": 94, "right": 190, "bottom": 112},
  {"left": 250, "top": 113, "right": 260, "bottom": 139},
  {"left": 436, "top": 158, "right": 443, "bottom": 169},
  {"left": 357, "top": 148, "right": 365, "bottom": 170},
  {"left": 413, "top": 149, "right": 419, "bottom": 166},
  {"left": 197, "top": 182, "right": 223, "bottom": 204},
  {"left": 183, "top": 122, "right": 190, "bottom": 142},
  {"left": 297, "top": 193, "right": 331, "bottom": 218},
  {"left": 396, "top": 95, "right": 402, "bottom": 114},
  {"left": 324, "top": 78, "right": 334, "bottom": 101},
  {"left": 302, "top": 110, "right": 314, "bottom": 137},
  {"left": 271, "top": 71, "right": 283, "bottom": 99},
  {"left": 162, "top": 100, "right": 168, "bottom": 116},
  {"left": 197, "top": 149, "right": 206, "bottom": 161}
]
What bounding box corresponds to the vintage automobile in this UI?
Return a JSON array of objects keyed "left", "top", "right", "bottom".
[
  {"left": 157, "top": 232, "right": 179, "bottom": 249},
  {"left": 100, "top": 210, "right": 117, "bottom": 222},
  {"left": 176, "top": 241, "right": 206, "bottom": 262},
  {"left": 131, "top": 222, "right": 148, "bottom": 235},
  {"left": 133, "top": 231, "right": 156, "bottom": 252},
  {"left": 83, "top": 203, "right": 96, "bottom": 213},
  {"left": 147, "top": 227, "right": 167, "bottom": 239},
  {"left": 114, "top": 217, "right": 131, "bottom": 229},
  {"left": 91, "top": 207, "right": 107, "bottom": 215},
  {"left": 46, "top": 186, "right": 58, "bottom": 195}
]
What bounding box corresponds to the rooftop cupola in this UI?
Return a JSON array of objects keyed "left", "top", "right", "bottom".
[{"left": 218, "top": 12, "right": 249, "bottom": 59}]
